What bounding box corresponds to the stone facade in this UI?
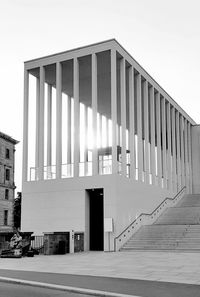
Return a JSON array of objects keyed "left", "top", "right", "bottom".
[{"left": 0, "top": 132, "right": 18, "bottom": 232}]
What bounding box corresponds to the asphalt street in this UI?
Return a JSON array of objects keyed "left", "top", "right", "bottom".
[
  {"left": 0, "top": 269, "right": 200, "bottom": 297},
  {"left": 0, "top": 281, "right": 92, "bottom": 297}
]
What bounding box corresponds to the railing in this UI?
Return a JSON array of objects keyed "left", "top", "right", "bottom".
[
  {"left": 31, "top": 235, "right": 44, "bottom": 254},
  {"left": 29, "top": 160, "right": 130, "bottom": 181},
  {"left": 114, "top": 186, "right": 186, "bottom": 251},
  {"left": 30, "top": 162, "right": 186, "bottom": 187}
]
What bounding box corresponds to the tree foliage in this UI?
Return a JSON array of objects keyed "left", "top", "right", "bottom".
[{"left": 13, "top": 192, "right": 21, "bottom": 229}]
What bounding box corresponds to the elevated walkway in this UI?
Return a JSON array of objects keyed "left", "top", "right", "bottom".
[{"left": 121, "top": 194, "right": 200, "bottom": 251}]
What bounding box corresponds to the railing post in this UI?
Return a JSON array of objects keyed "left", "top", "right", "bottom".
[{"left": 114, "top": 186, "right": 186, "bottom": 251}]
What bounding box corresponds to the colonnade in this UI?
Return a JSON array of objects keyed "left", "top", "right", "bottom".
[{"left": 23, "top": 45, "right": 193, "bottom": 194}]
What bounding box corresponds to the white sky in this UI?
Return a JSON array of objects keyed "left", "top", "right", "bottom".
[{"left": 0, "top": 0, "right": 200, "bottom": 191}]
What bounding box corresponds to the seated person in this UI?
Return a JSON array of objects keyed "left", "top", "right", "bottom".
[{"left": 9, "top": 231, "right": 22, "bottom": 249}]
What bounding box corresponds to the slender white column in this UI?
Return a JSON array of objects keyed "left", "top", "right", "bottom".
[
  {"left": 22, "top": 69, "right": 29, "bottom": 182},
  {"left": 171, "top": 107, "right": 177, "bottom": 192},
  {"left": 56, "top": 62, "right": 62, "bottom": 179},
  {"left": 188, "top": 123, "right": 192, "bottom": 193},
  {"left": 47, "top": 84, "right": 52, "bottom": 167},
  {"left": 99, "top": 114, "right": 102, "bottom": 149},
  {"left": 84, "top": 105, "right": 88, "bottom": 176},
  {"left": 120, "top": 57, "right": 127, "bottom": 176},
  {"left": 144, "top": 80, "right": 149, "bottom": 184},
  {"left": 176, "top": 111, "right": 181, "bottom": 190},
  {"left": 111, "top": 49, "right": 117, "bottom": 174},
  {"left": 167, "top": 102, "right": 172, "bottom": 191},
  {"left": 105, "top": 118, "right": 109, "bottom": 148},
  {"left": 73, "top": 57, "right": 80, "bottom": 177},
  {"left": 128, "top": 66, "right": 135, "bottom": 179},
  {"left": 180, "top": 115, "right": 185, "bottom": 187},
  {"left": 117, "top": 123, "right": 120, "bottom": 148},
  {"left": 156, "top": 92, "right": 162, "bottom": 187},
  {"left": 38, "top": 66, "right": 45, "bottom": 180},
  {"left": 92, "top": 53, "right": 98, "bottom": 176},
  {"left": 136, "top": 73, "right": 143, "bottom": 181},
  {"left": 161, "top": 97, "right": 167, "bottom": 188},
  {"left": 35, "top": 78, "right": 40, "bottom": 178},
  {"left": 150, "top": 86, "right": 156, "bottom": 185},
  {"left": 67, "top": 96, "right": 71, "bottom": 166},
  {"left": 184, "top": 119, "right": 189, "bottom": 193}
]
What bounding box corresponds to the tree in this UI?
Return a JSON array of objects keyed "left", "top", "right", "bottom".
[{"left": 13, "top": 192, "right": 21, "bottom": 230}]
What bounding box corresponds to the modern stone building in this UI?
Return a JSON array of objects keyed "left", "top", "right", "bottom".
[
  {"left": 21, "top": 39, "right": 200, "bottom": 252},
  {"left": 0, "top": 132, "right": 18, "bottom": 232}
]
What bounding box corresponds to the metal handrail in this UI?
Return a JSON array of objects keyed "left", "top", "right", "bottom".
[{"left": 114, "top": 186, "right": 186, "bottom": 251}]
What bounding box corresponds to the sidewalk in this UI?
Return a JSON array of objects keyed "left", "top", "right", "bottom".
[
  {"left": 0, "top": 251, "right": 200, "bottom": 284},
  {"left": 0, "top": 251, "right": 200, "bottom": 296}
]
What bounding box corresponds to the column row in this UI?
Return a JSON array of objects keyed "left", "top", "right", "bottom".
[{"left": 23, "top": 50, "right": 193, "bottom": 194}]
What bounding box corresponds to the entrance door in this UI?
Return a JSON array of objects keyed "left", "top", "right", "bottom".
[{"left": 87, "top": 188, "right": 104, "bottom": 251}]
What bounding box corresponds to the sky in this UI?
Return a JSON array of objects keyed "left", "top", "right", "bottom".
[{"left": 0, "top": 0, "right": 200, "bottom": 192}]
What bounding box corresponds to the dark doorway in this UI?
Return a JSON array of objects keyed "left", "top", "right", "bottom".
[
  {"left": 58, "top": 241, "right": 66, "bottom": 254},
  {"left": 87, "top": 188, "right": 104, "bottom": 251}
]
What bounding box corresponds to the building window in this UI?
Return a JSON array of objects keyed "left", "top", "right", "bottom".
[
  {"left": 5, "top": 148, "right": 10, "bottom": 159},
  {"left": 5, "top": 169, "right": 10, "bottom": 181},
  {"left": 4, "top": 210, "right": 8, "bottom": 226},
  {"left": 5, "top": 189, "right": 9, "bottom": 200}
]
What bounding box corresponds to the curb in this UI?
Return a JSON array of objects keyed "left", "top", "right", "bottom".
[{"left": 0, "top": 276, "right": 140, "bottom": 297}]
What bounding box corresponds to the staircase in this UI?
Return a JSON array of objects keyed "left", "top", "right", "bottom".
[{"left": 121, "top": 194, "right": 200, "bottom": 251}]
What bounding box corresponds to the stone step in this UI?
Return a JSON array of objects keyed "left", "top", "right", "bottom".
[
  {"left": 167, "top": 206, "right": 200, "bottom": 211},
  {"left": 121, "top": 241, "right": 200, "bottom": 250},
  {"left": 155, "top": 221, "right": 200, "bottom": 225},
  {"left": 133, "top": 225, "right": 200, "bottom": 237},
  {"left": 132, "top": 234, "right": 200, "bottom": 239},
  {"left": 121, "top": 246, "right": 200, "bottom": 252},
  {"left": 121, "top": 194, "right": 200, "bottom": 252},
  {"left": 156, "top": 206, "right": 200, "bottom": 213},
  {"left": 132, "top": 236, "right": 200, "bottom": 240},
  {"left": 125, "top": 245, "right": 200, "bottom": 250},
  {"left": 127, "top": 237, "right": 200, "bottom": 242},
  {"left": 124, "top": 245, "right": 200, "bottom": 250},
  {"left": 123, "top": 244, "right": 200, "bottom": 248},
  {"left": 154, "top": 207, "right": 200, "bottom": 225},
  {"left": 124, "top": 242, "right": 200, "bottom": 248},
  {"left": 177, "top": 194, "right": 200, "bottom": 207},
  {"left": 134, "top": 225, "right": 200, "bottom": 234},
  {"left": 178, "top": 202, "right": 200, "bottom": 207},
  {"left": 141, "top": 225, "right": 199, "bottom": 230}
]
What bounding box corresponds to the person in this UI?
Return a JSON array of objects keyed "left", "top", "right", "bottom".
[{"left": 9, "top": 231, "right": 22, "bottom": 249}]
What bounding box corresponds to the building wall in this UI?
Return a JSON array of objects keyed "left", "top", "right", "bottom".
[
  {"left": 0, "top": 137, "right": 16, "bottom": 230},
  {"left": 115, "top": 176, "right": 170, "bottom": 234},
  {"left": 21, "top": 174, "right": 172, "bottom": 251},
  {"left": 21, "top": 175, "right": 116, "bottom": 236},
  {"left": 192, "top": 125, "right": 200, "bottom": 193}
]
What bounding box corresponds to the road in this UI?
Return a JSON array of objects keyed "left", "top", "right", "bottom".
[
  {"left": 0, "top": 269, "right": 200, "bottom": 297},
  {"left": 0, "top": 281, "right": 92, "bottom": 297}
]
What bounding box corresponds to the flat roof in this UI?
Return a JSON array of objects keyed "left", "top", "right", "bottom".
[
  {"left": 24, "top": 39, "right": 196, "bottom": 125},
  {"left": 24, "top": 39, "right": 116, "bottom": 63},
  {"left": 0, "top": 131, "right": 19, "bottom": 145}
]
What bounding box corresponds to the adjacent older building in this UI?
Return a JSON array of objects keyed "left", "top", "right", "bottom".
[
  {"left": 21, "top": 39, "right": 200, "bottom": 252},
  {"left": 0, "top": 132, "right": 18, "bottom": 232}
]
